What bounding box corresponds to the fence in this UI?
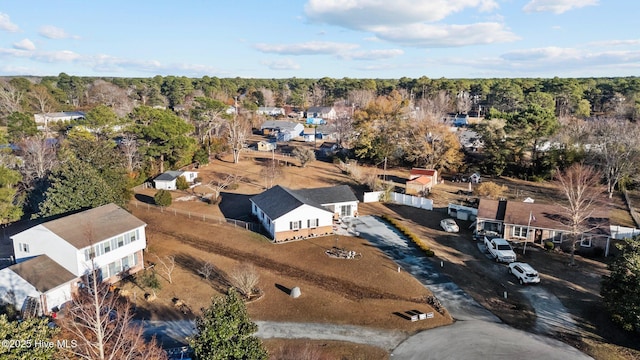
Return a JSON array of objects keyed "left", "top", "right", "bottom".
[
  {"left": 363, "top": 191, "right": 384, "bottom": 203},
  {"left": 390, "top": 192, "right": 433, "bottom": 210},
  {"left": 363, "top": 191, "right": 434, "bottom": 210},
  {"left": 610, "top": 225, "right": 640, "bottom": 240},
  {"left": 131, "top": 200, "right": 261, "bottom": 232},
  {"left": 623, "top": 188, "right": 640, "bottom": 228}
]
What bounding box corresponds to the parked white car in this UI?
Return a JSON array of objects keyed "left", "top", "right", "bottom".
[
  {"left": 508, "top": 262, "right": 540, "bottom": 285},
  {"left": 440, "top": 218, "right": 459, "bottom": 233}
]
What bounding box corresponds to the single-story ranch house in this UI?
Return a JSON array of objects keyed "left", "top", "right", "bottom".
[
  {"left": 0, "top": 204, "right": 147, "bottom": 316},
  {"left": 250, "top": 185, "right": 358, "bottom": 242},
  {"left": 153, "top": 170, "right": 199, "bottom": 190},
  {"left": 476, "top": 199, "right": 612, "bottom": 255}
]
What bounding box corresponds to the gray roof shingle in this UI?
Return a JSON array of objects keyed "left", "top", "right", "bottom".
[
  {"left": 41, "top": 204, "right": 146, "bottom": 249},
  {"left": 250, "top": 185, "right": 357, "bottom": 220},
  {"left": 9, "top": 255, "right": 77, "bottom": 293}
]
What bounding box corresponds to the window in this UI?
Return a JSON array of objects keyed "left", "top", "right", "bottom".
[
  {"left": 340, "top": 205, "right": 351, "bottom": 217},
  {"left": 117, "top": 236, "right": 124, "bottom": 247},
  {"left": 550, "top": 231, "right": 563, "bottom": 244},
  {"left": 512, "top": 226, "right": 528, "bottom": 238},
  {"left": 290, "top": 221, "right": 301, "bottom": 230},
  {"left": 308, "top": 218, "right": 319, "bottom": 228},
  {"left": 104, "top": 241, "right": 111, "bottom": 254},
  {"left": 580, "top": 236, "right": 592, "bottom": 248},
  {"left": 20, "top": 243, "right": 29, "bottom": 253}
]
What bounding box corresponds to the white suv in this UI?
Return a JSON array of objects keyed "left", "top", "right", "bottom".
[{"left": 508, "top": 262, "right": 540, "bottom": 285}]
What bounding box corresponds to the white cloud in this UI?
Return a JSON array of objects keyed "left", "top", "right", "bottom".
[
  {"left": 340, "top": 49, "right": 404, "bottom": 60},
  {"left": 523, "top": 0, "right": 598, "bottom": 14},
  {"left": 13, "top": 39, "right": 35, "bottom": 51},
  {"left": 374, "top": 22, "right": 520, "bottom": 47},
  {"left": 305, "top": 0, "right": 498, "bottom": 28},
  {"left": 304, "top": 1, "right": 517, "bottom": 48},
  {"left": 38, "top": 25, "right": 79, "bottom": 39},
  {"left": 254, "top": 41, "right": 359, "bottom": 55},
  {"left": 0, "top": 13, "right": 19, "bottom": 32},
  {"left": 586, "top": 39, "right": 640, "bottom": 47},
  {"left": 32, "top": 50, "right": 81, "bottom": 62},
  {"left": 261, "top": 59, "right": 301, "bottom": 70}
]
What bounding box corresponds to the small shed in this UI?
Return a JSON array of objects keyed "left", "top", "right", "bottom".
[
  {"left": 257, "top": 140, "right": 277, "bottom": 152},
  {"left": 406, "top": 176, "right": 432, "bottom": 196},
  {"left": 154, "top": 170, "right": 199, "bottom": 190},
  {"left": 469, "top": 173, "right": 482, "bottom": 184}
]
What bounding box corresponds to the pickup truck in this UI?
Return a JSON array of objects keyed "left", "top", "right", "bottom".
[{"left": 484, "top": 236, "right": 516, "bottom": 263}]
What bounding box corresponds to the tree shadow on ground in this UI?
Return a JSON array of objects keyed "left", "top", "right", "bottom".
[
  {"left": 219, "top": 192, "right": 253, "bottom": 220},
  {"left": 135, "top": 193, "right": 155, "bottom": 204},
  {"left": 174, "top": 252, "right": 231, "bottom": 294}
]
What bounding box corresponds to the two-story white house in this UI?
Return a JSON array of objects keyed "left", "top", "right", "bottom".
[
  {"left": 0, "top": 204, "right": 147, "bottom": 315},
  {"left": 250, "top": 185, "right": 358, "bottom": 242}
]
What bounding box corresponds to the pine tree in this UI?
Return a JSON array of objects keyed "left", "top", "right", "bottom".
[{"left": 190, "top": 288, "right": 267, "bottom": 360}]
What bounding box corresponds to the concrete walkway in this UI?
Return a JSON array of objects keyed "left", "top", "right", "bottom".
[{"left": 136, "top": 319, "right": 406, "bottom": 351}]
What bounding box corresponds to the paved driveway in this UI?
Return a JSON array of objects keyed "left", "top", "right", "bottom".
[{"left": 353, "top": 215, "right": 591, "bottom": 360}]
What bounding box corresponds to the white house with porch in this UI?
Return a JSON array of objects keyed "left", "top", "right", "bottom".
[
  {"left": 250, "top": 185, "right": 358, "bottom": 242},
  {"left": 0, "top": 204, "right": 147, "bottom": 315}
]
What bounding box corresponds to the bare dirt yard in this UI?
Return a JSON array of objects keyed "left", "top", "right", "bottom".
[{"left": 128, "top": 150, "right": 640, "bottom": 360}]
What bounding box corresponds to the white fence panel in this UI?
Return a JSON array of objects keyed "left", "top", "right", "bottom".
[
  {"left": 363, "top": 191, "right": 385, "bottom": 203},
  {"left": 390, "top": 192, "right": 433, "bottom": 210},
  {"left": 610, "top": 225, "right": 640, "bottom": 240}
]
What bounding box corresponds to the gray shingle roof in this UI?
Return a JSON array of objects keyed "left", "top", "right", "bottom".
[
  {"left": 41, "top": 203, "right": 146, "bottom": 249},
  {"left": 250, "top": 185, "right": 357, "bottom": 220},
  {"left": 260, "top": 120, "right": 301, "bottom": 132},
  {"left": 9, "top": 255, "right": 77, "bottom": 293},
  {"left": 155, "top": 171, "right": 184, "bottom": 181}
]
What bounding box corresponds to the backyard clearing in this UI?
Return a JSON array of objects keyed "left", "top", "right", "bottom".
[
  {"left": 129, "top": 153, "right": 640, "bottom": 359},
  {"left": 125, "top": 205, "right": 451, "bottom": 339}
]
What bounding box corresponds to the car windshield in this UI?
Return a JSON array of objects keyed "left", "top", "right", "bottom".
[
  {"left": 497, "top": 245, "right": 512, "bottom": 251},
  {"left": 526, "top": 273, "right": 538, "bottom": 277}
]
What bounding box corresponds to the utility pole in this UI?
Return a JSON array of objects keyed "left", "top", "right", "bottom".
[{"left": 383, "top": 156, "right": 387, "bottom": 183}]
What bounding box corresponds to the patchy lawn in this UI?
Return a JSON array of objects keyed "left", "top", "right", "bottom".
[{"left": 131, "top": 152, "right": 640, "bottom": 359}]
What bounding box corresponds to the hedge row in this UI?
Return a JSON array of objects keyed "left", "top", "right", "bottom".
[{"left": 380, "top": 214, "right": 435, "bottom": 257}]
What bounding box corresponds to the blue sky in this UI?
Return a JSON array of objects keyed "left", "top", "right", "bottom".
[{"left": 0, "top": 0, "right": 638, "bottom": 79}]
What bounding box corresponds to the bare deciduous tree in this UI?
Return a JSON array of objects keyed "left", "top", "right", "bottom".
[
  {"left": 58, "top": 267, "right": 166, "bottom": 360},
  {"left": 0, "top": 80, "right": 24, "bottom": 116},
  {"left": 586, "top": 118, "right": 640, "bottom": 198},
  {"left": 260, "top": 159, "right": 282, "bottom": 189},
  {"left": 152, "top": 254, "right": 176, "bottom": 284},
  {"left": 118, "top": 134, "right": 141, "bottom": 174},
  {"left": 229, "top": 263, "right": 260, "bottom": 299},
  {"left": 203, "top": 174, "right": 241, "bottom": 202},
  {"left": 555, "top": 163, "right": 606, "bottom": 266},
  {"left": 228, "top": 103, "right": 251, "bottom": 163},
  {"left": 292, "top": 146, "right": 315, "bottom": 168},
  {"left": 29, "top": 84, "right": 55, "bottom": 114},
  {"left": 87, "top": 80, "right": 134, "bottom": 117},
  {"left": 198, "top": 261, "right": 215, "bottom": 281},
  {"left": 456, "top": 91, "right": 473, "bottom": 114},
  {"left": 18, "top": 137, "right": 58, "bottom": 185}
]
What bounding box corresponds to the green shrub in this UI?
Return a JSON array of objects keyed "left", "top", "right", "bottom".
[
  {"left": 154, "top": 189, "right": 172, "bottom": 207},
  {"left": 176, "top": 175, "right": 189, "bottom": 190},
  {"left": 544, "top": 241, "right": 555, "bottom": 251},
  {"left": 379, "top": 215, "right": 435, "bottom": 257},
  {"left": 141, "top": 271, "right": 161, "bottom": 290}
]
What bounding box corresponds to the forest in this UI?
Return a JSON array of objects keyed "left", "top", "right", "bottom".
[{"left": 0, "top": 73, "right": 639, "bottom": 222}]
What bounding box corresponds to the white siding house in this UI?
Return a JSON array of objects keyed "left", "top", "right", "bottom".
[
  {"left": 2, "top": 204, "right": 147, "bottom": 315},
  {"left": 250, "top": 185, "right": 358, "bottom": 242},
  {"left": 153, "top": 170, "right": 199, "bottom": 190}
]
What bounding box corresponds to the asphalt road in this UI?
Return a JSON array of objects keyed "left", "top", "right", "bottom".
[{"left": 353, "top": 215, "right": 592, "bottom": 360}]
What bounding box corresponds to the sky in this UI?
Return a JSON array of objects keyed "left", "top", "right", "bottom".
[{"left": 0, "top": 0, "right": 639, "bottom": 79}]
